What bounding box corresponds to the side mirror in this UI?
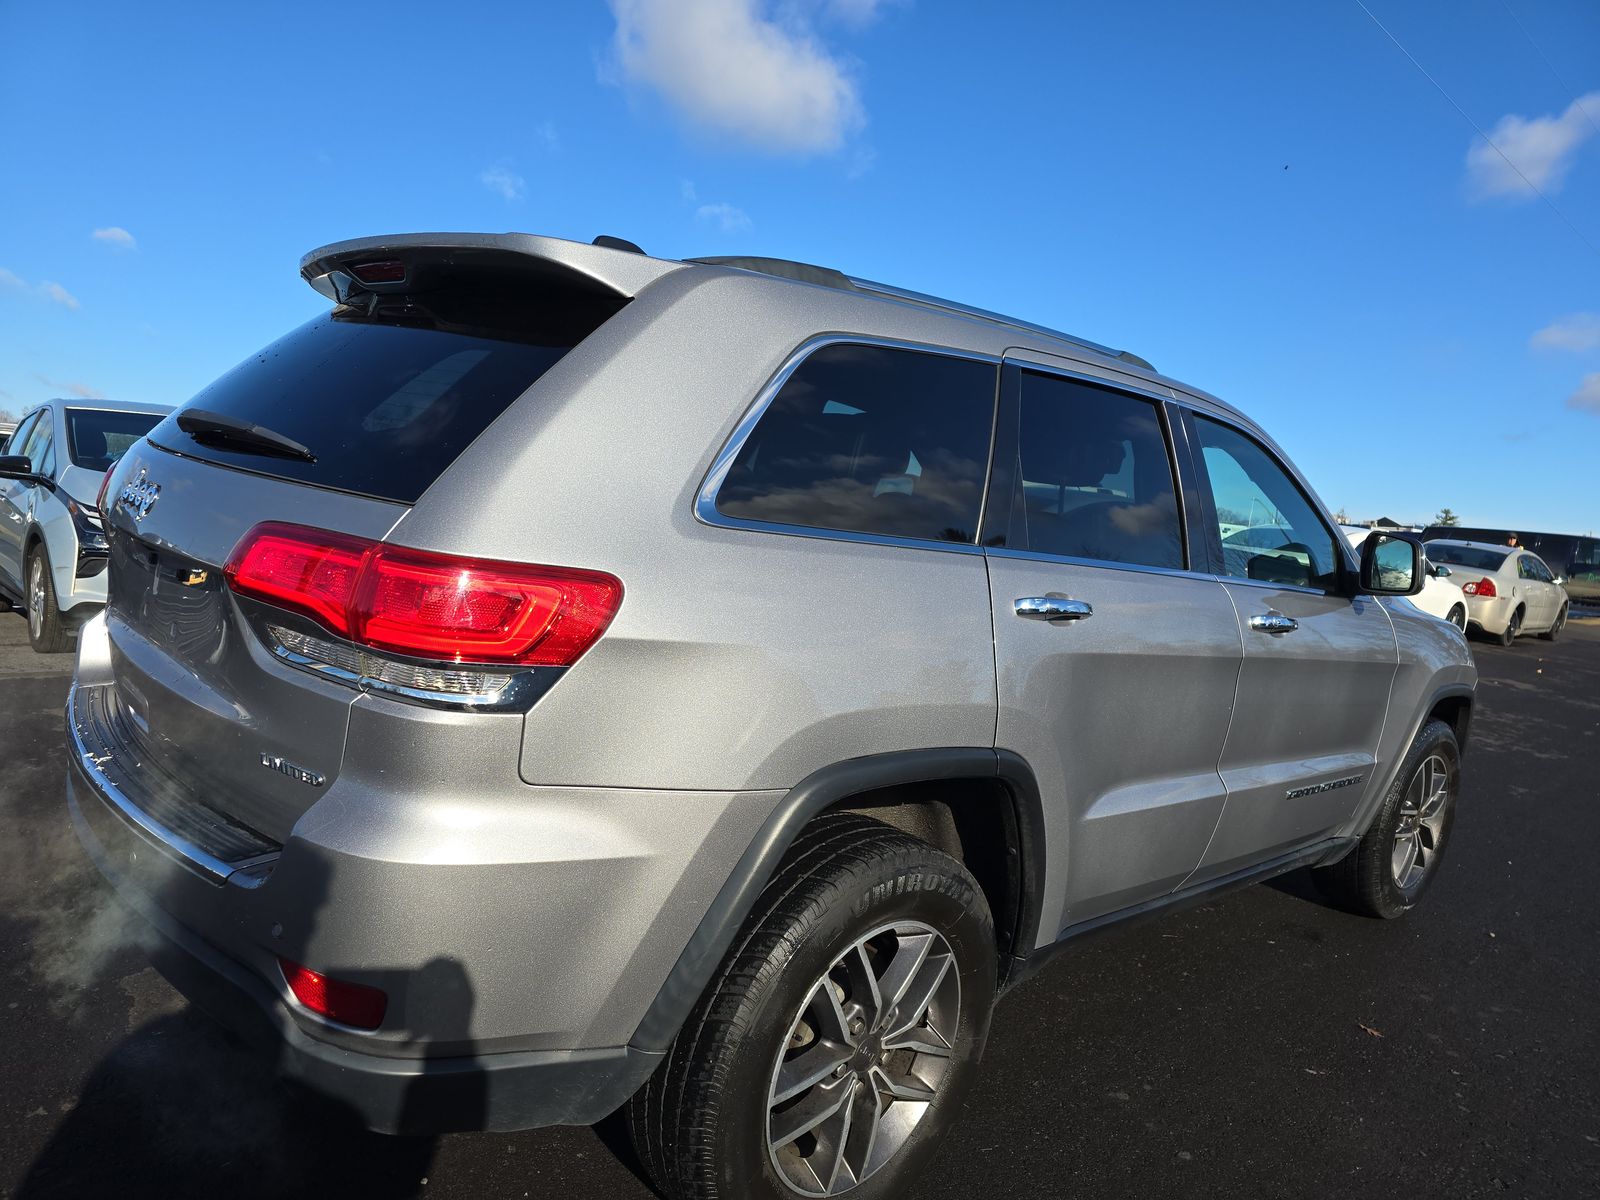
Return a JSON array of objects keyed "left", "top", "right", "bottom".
[
  {"left": 0, "top": 454, "right": 37, "bottom": 482},
  {"left": 1433, "top": 563, "right": 1453, "bottom": 578},
  {"left": 1553, "top": 575, "right": 1566, "bottom": 587},
  {"left": 1360, "top": 532, "right": 1425, "bottom": 596}
]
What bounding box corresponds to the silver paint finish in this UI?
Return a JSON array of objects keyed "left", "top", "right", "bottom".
[
  {"left": 987, "top": 556, "right": 1241, "bottom": 932},
  {"left": 1189, "top": 584, "right": 1398, "bottom": 880},
  {"left": 64, "top": 234, "right": 1478, "bottom": 1103}
]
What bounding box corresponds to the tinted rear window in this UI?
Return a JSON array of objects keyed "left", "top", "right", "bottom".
[
  {"left": 148, "top": 285, "right": 619, "bottom": 503},
  {"left": 714, "top": 343, "right": 996, "bottom": 544},
  {"left": 66, "top": 408, "right": 163, "bottom": 471},
  {"left": 1426, "top": 544, "right": 1509, "bottom": 571}
]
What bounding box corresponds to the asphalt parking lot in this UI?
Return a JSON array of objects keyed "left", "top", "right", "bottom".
[{"left": 1, "top": 610, "right": 1596, "bottom": 1199}]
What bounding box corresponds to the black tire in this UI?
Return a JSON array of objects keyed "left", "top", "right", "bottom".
[
  {"left": 628, "top": 812, "right": 996, "bottom": 1200},
  {"left": 1538, "top": 604, "right": 1567, "bottom": 641},
  {"left": 1446, "top": 604, "right": 1466, "bottom": 633},
  {"left": 25, "top": 545, "right": 71, "bottom": 654},
  {"left": 1313, "top": 719, "right": 1460, "bottom": 919},
  {"left": 1498, "top": 607, "right": 1522, "bottom": 647}
]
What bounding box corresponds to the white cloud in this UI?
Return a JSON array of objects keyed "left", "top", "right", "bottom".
[
  {"left": 680, "top": 178, "right": 699, "bottom": 203},
  {"left": 34, "top": 374, "right": 105, "bottom": 400},
  {"left": 479, "top": 163, "right": 526, "bottom": 202},
  {"left": 821, "top": 0, "right": 897, "bottom": 28},
  {"left": 608, "top": 0, "right": 864, "bottom": 153},
  {"left": 696, "top": 202, "right": 753, "bottom": 232},
  {"left": 1531, "top": 312, "right": 1600, "bottom": 353},
  {"left": 91, "top": 226, "right": 137, "bottom": 250},
  {"left": 1567, "top": 372, "right": 1600, "bottom": 415},
  {"left": 534, "top": 120, "right": 560, "bottom": 151},
  {"left": 1, "top": 269, "right": 80, "bottom": 310},
  {"left": 39, "top": 281, "right": 80, "bottom": 310},
  {"left": 1467, "top": 91, "right": 1600, "bottom": 199}
]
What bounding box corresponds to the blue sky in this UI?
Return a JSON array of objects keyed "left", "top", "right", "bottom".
[{"left": 2, "top": 0, "right": 1596, "bottom": 534}]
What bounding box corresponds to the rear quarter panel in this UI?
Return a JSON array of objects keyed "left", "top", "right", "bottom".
[{"left": 391, "top": 269, "right": 1005, "bottom": 791}]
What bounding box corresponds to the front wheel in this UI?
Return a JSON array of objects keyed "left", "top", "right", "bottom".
[
  {"left": 25, "top": 546, "right": 71, "bottom": 653},
  {"left": 1538, "top": 604, "right": 1567, "bottom": 641},
  {"left": 629, "top": 813, "right": 996, "bottom": 1199},
  {"left": 1498, "top": 607, "right": 1522, "bottom": 647},
  {"left": 1313, "top": 718, "right": 1460, "bottom": 919},
  {"left": 1446, "top": 604, "right": 1466, "bottom": 633}
]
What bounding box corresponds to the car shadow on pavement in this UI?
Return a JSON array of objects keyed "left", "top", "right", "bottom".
[{"left": 15, "top": 1005, "right": 441, "bottom": 1199}]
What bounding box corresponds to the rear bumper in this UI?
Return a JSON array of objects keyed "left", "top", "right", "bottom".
[{"left": 68, "top": 744, "right": 661, "bottom": 1132}]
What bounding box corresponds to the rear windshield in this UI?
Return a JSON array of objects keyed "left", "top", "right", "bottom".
[
  {"left": 1426, "top": 544, "right": 1509, "bottom": 571},
  {"left": 148, "top": 284, "right": 619, "bottom": 503},
  {"left": 66, "top": 408, "right": 163, "bottom": 471}
]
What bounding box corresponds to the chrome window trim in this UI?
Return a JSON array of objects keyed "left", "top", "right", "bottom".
[
  {"left": 984, "top": 545, "right": 1219, "bottom": 584},
  {"left": 693, "top": 333, "right": 999, "bottom": 557},
  {"left": 1216, "top": 574, "right": 1332, "bottom": 598}
]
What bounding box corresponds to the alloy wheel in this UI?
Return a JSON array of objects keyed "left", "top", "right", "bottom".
[
  {"left": 1391, "top": 752, "right": 1452, "bottom": 890},
  {"left": 28, "top": 557, "right": 45, "bottom": 641},
  {"left": 766, "top": 921, "right": 960, "bottom": 1196}
]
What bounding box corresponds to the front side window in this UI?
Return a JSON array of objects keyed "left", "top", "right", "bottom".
[
  {"left": 4, "top": 411, "right": 41, "bottom": 459},
  {"left": 714, "top": 343, "right": 996, "bottom": 544},
  {"left": 33, "top": 421, "right": 55, "bottom": 478},
  {"left": 1003, "top": 371, "right": 1183, "bottom": 569},
  {"left": 1194, "top": 415, "right": 1340, "bottom": 590}
]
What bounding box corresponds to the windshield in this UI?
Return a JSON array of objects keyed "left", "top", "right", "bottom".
[
  {"left": 65, "top": 408, "right": 164, "bottom": 472},
  {"left": 1425, "top": 544, "right": 1509, "bottom": 572}
]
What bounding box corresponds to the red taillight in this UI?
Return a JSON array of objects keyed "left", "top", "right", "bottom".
[
  {"left": 225, "top": 525, "right": 369, "bottom": 635},
  {"left": 95, "top": 466, "right": 115, "bottom": 515},
  {"left": 224, "top": 523, "right": 622, "bottom": 667},
  {"left": 349, "top": 260, "right": 407, "bottom": 284},
  {"left": 279, "top": 958, "right": 387, "bottom": 1029},
  {"left": 1463, "top": 578, "right": 1496, "bottom": 598}
]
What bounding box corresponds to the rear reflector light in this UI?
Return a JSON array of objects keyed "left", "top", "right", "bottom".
[
  {"left": 279, "top": 958, "right": 387, "bottom": 1029},
  {"left": 1463, "top": 578, "right": 1496, "bottom": 598},
  {"left": 224, "top": 523, "right": 622, "bottom": 667},
  {"left": 348, "top": 259, "right": 407, "bottom": 284},
  {"left": 95, "top": 466, "right": 115, "bottom": 515}
]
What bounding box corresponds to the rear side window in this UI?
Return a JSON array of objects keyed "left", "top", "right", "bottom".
[
  {"left": 714, "top": 343, "right": 996, "bottom": 544},
  {"left": 1003, "top": 371, "right": 1183, "bottom": 570},
  {"left": 66, "top": 409, "right": 164, "bottom": 471},
  {"left": 148, "top": 282, "right": 622, "bottom": 503}
]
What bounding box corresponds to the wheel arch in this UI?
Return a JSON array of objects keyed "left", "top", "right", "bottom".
[{"left": 629, "top": 748, "right": 1046, "bottom": 1053}]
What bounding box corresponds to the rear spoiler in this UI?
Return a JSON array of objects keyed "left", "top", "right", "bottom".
[{"left": 299, "top": 233, "right": 684, "bottom": 304}]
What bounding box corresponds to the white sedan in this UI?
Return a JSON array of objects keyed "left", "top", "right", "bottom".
[
  {"left": 1422, "top": 539, "right": 1570, "bottom": 646},
  {"left": 1342, "top": 527, "right": 1468, "bottom": 632}
]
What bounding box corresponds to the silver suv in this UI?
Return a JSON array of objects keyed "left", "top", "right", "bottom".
[
  {"left": 0, "top": 397, "right": 171, "bottom": 651},
  {"left": 68, "top": 233, "right": 1476, "bottom": 1200}
]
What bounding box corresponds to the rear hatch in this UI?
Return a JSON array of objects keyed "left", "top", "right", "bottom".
[{"left": 96, "top": 240, "right": 640, "bottom": 846}]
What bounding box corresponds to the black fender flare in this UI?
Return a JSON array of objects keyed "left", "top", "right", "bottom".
[{"left": 629, "top": 747, "right": 1046, "bottom": 1052}]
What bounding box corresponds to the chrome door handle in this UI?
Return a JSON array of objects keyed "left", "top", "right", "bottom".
[
  {"left": 1014, "top": 597, "right": 1093, "bottom": 622},
  {"left": 1249, "top": 612, "right": 1299, "bottom": 635}
]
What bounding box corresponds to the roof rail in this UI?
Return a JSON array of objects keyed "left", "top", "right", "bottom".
[
  {"left": 688, "top": 254, "right": 1154, "bottom": 373},
  {"left": 846, "top": 276, "right": 1155, "bottom": 373}
]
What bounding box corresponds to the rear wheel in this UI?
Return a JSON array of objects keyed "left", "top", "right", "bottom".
[
  {"left": 1446, "top": 604, "right": 1466, "bottom": 633},
  {"left": 628, "top": 813, "right": 996, "bottom": 1199},
  {"left": 1538, "top": 604, "right": 1567, "bottom": 641},
  {"left": 25, "top": 546, "right": 71, "bottom": 654},
  {"left": 1498, "top": 606, "right": 1522, "bottom": 647},
  {"left": 1313, "top": 718, "right": 1460, "bottom": 919}
]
